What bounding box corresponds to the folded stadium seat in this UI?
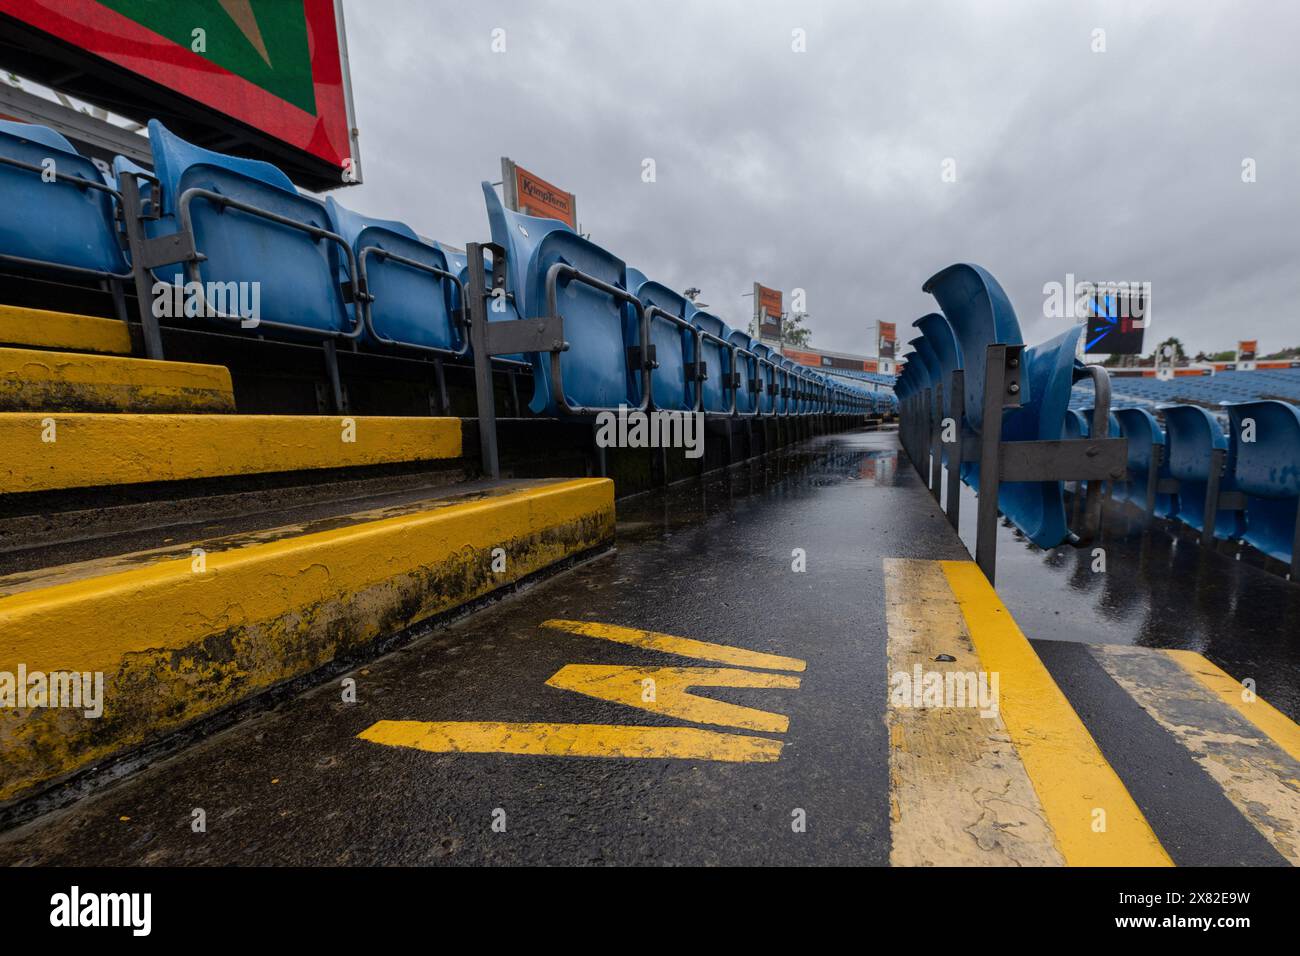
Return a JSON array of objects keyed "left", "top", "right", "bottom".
[
  {"left": 325, "top": 198, "right": 465, "bottom": 356},
  {"left": 627, "top": 268, "right": 697, "bottom": 412},
  {"left": 1224, "top": 400, "right": 1300, "bottom": 567},
  {"left": 752, "top": 342, "right": 777, "bottom": 414},
  {"left": 922, "top": 263, "right": 1024, "bottom": 442},
  {"left": 778, "top": 356, "right": 799, "bottom": 415},
  {"left": 986, "top": 325, "right": 1091, "bottom": 546},
  {"left": 1160, "top": 403, "right": 1247, "bottom": 540},
  {"left": 913, "top": 313, "right": 961, "bottom": 463},
  {"left": 142, "top": 120, "right": 356, "bottom": 340},
  {"left": 1063, "top": 408, "right": 1088, "bottom": 439},
  {"left": 0, "top": 120, "right": 131, "bottom": 281},
  {"left": 1114, "top": 407, "right": 1175, "bottom": 514},
  {"left": 481, "top": 182, "right": 640, "bottom": 415}
]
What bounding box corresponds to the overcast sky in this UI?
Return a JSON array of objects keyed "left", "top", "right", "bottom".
[{"left": 339, "top": 0, "right": 1299, "bottom": 358}]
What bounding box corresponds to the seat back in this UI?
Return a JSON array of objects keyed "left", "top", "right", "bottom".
[
  {"left": 753, "top": 343, "right": 777, "bottom": 413},
  {"left": 1161, "top": 404, "right": 1244, "bottom": 540},
  {"left": 691, "top": 308, "right": 733, "bottom": 413},
  {"left": 482, "top": 182, "right": 637, "bottom": 414},
  {"left": 1225, "top": 400, "right": 1300, "bottom": 563},
  {"left": 1114, "top": 407, "right": 1173, "bottom": 513},
  {"left": 729, "top": 329, "right": 759, "bottom": 414},
  {"left": 912, "top": 312, "right": 961, "bottom": 418},
  {"left": 0, "top": 121, "right": 128, "bottom": 277},
  {"left": 628, "top": 271, "right": 696, "bottom": 412},
  {"left": 923, "top": 263, "right": 1024, "bottom": 434},
  {"left": 147, "top": 120, "right": 350, "bottom": 336},
  {"left": 993, "top": 325, "right": 1087, "bottom": 548},
  {"left": 326, "top": 198, "right": 462, "bottom": 354}
]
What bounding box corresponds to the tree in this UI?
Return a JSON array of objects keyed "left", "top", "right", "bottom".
[
  {"left": 1150, "top": 336, "right": 1188, "bottom": 363},
  {"left": 782, "top": 312, "right": 813, "bottom": 348}
]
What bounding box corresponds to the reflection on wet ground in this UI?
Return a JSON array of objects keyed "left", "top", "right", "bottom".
[{"left": 618, "top": 428, "right": 1299, "bottom": 721}]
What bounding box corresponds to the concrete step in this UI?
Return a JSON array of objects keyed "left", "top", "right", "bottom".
[
  {"left": 0, "top": 412, "right": 463, "bottom": 496},
  {"left": 0, "top": 346, "right": 235, "bottom": 413},
  {"left": 0, "top": 476, "right": 615, "bottom": 806},
  {"left": 0, "top": 304, "right": 132, "bottom": 355}
]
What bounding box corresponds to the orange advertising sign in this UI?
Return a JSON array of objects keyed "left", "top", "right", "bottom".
[
  {"left": 757, "top": 284, "right": 783, "bottom": 321},
  {"left": 1238, "top": 340, "right": 1258, "bottom": 360},
  {"left": 879, "top": 321, "right": 896, "bottom": 342},
  {"left": 504, "top": 158, "right": 577, "bottom": 229}
]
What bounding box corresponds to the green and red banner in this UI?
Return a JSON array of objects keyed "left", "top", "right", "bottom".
[{"left": 0, "top": 0, "right": 356, "bottom": 178}]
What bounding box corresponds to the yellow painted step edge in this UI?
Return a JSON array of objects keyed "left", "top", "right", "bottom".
[
  {"left": 0, "top": 412, "right": 463, "bottom": 493},
  {"left": 0, "top": 347, "right": 234, "bottom": 413},
  {"left": 0, "top": 304, "right": 132, "bottom": 355}
]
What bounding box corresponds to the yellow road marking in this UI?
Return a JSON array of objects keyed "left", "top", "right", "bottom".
[
  {"left": 358, "top": 720, "right": 784, "bottom": 762},
  {"left": 542, "top": 619, "right": 806, "bottom": 672},
  {"left": 0, "top": 304, "right": 131, "bottom": 355},
  {"left": 0, "top": 412, "right": 461, "bottom": 493},
  {"left": 546, "top": 664, "right": 799, "bottom": 732},
  {"left": 1166, "top": 649, "right": 1300, "bottom": 764},
  {"left": 884, "top": 558, "right": 1064, "bottom": 866},
  {"left": 1095, "top": 645, "right": 1300, "bottom": 865},
  {"left": 939, "top": 560, "right": 1172, "bottom": 867}
]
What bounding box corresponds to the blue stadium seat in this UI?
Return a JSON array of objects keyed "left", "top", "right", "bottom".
[
  {"left": 0, "top": 120, "right": 130, "bottom": 279},
  {"left": 994, "top": 325, "right": 1088, "bottom": 548},
  {"left": 145, "top": 120, "right": 356, "bottom": 338},
  {"left": 727, "top": 332, "right": 756, "bottom": 414},
  {"left": 326, "top": 198, "right": 465, "bottom": 355},
  {"left": 753, "top": 343, "right": 777, "bottom": 414},
  {"left": 1114, "top": 407, "right": 1174, "bottom": 514},
  {"left": 627, "top": 269, "right": 697, "bottom": 412},
  {"left": 1160, "top": 404, "right": 1246, "bottom": 540},
  {"left": 922, "top": 263, "right": 1024, "bottom": 435},
  {"left": 691, "top": 309, "right": 735, "bottom": 414},
  {"left": 481, "top": 181, "right": 642, "bottom": 415},
  {"left": 912, "top": 313, "right": 961, "bottom": 421},
  {"left": 1224, "top": 400, "right": 1300, "bottom": 566}
]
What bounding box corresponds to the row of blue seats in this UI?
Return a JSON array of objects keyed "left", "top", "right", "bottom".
[
  {"left": 0, "top": 118, "right": 875, "bottom": 417},
  {"left": 1070, "top": 367, "right": 1300, "bottom": 412},
  {"left": 893, "top": 264, "right": 1300, "bottom": 572}
]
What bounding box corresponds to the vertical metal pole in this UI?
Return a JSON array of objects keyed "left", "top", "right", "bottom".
[
  {"left": 975, "top": 345, "right": 1008, "bottom": 584},
  {"left": 466, "top": 242, "right": 500, "bottom": 478},
  {"left": 1201, "top": 447, "right": 1224, "bottom": 547},
  {"left": 118, "top": 175, "right": 166, "bottom": 360},
  {"left": 945, "top": 369, "right": 964, "bottom": 532},
  {"left": 1144, "top": 444, "right": 1161, "bottom": 525},
  {"left": 322, "top": 339, "right": 346, "bottom": 414},
  {"left": 929, "top": 382, "right": 943, "bottom": 502}
]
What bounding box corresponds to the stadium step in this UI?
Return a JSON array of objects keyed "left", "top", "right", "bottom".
[
  {"left": 0, "top": 475, "right": 615, "bottom": 806},
  {"left": 0, "top": 412, "right": 463, "bottom": 495},
  {"left": 0, "top": 346, "right": 235, "bottom": 414},
  {"left": 0, "top": 304, "right": 133, "bottom": 356}
]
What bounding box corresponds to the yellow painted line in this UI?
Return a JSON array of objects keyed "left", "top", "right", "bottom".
[
  {"left": 0, "top": 347, "right": 234, "bottom": 413},
  {"left": 0, "top": 477, "right": 614, "bottom": 801},
  {"left": 546, "top": 664, "right": 799, "bottom": 732},
  {"left": 1094, "top": 645, "right": 1300, "bottom": 865},
  {"left": 358, "top": 720, "right": 783, "bottom": 762},
  {"left": 0, "top": 412, "right": 462, "bottom": 494},
  {"left": 883, "top": 558, "right": 1064, "bottom": 866},
  {"left": 541, "top": 619, "right": 806, "bottom": 672},
  {"left": 939, "top": 560, "right": 1172, "bottom": 867},
  {"left": 0, "top": 304, "right": 132, "bottom": 355},
  {"left": 1166, "top": 649, "right": 1300, "bottom": 764}
]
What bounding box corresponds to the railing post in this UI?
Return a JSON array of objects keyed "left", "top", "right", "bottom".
[
  {"left": 945, "top": 369, "right": 963, "bottom": 532},
  {"left": 465, "top": 242, "right": 500, "bottom": 478},
  {"left": 975, "top": 345, "right": 1012, "bottom": 585},
  {"left": 1201, "top": 446, "right": 1225, "bottom": 547},
  {"left": 118, "top": 174, "right": 166, "bottom": 361}
]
